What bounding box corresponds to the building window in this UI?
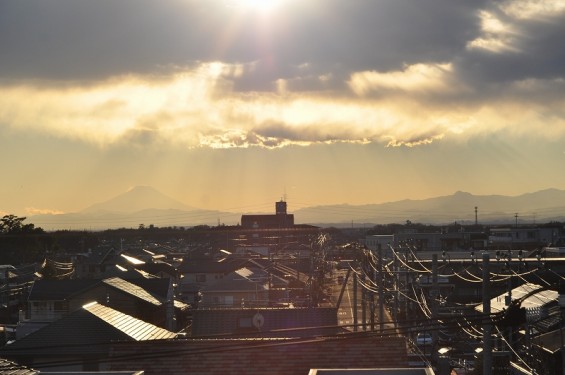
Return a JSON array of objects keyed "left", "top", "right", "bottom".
[{"left": 196, "top": 274, "right": 206, "bottom": 282}]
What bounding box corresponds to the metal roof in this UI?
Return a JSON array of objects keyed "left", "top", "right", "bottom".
[
  {"left": 475, "top": 283, "right": 557, "bottom": 313},
  {"left": 84, "top": 302, "right": 176, "bottom": 341},
  {"left": 103, "top": 277, "right": 162, "bottom": 306},
  {"left": 1, "top": 302, "right": 176, "bottom": 356},
  {"left": 27, "top": 279, "right": 100, "bottom": 301},
  {"left": 0, "top": 358, "right": 38, "bottom": 374}
]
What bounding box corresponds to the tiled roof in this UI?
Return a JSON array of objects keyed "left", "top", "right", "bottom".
[
  {"left": 178, "top": 258, "right": 246, "bottom": 273},
  {"left": 128, "top": 277, "right": 171, "bottom": 300},
  {"left": 80, "top": 247, "right": 120, "bottom": 265},
  {"left": 475, "top": 283, "right": 557, "bottom": 313},
  {"left": 201, "top": 269, "right": 269, "bottom": 293},
  {"left": 84, "top": 302, "right": 176, "bottom": 341},
  {"left": 0, "top": 358, "right": 38, "bottom": 374},
  {"left": 1, "top": 302, "right": 176, "bottom": 357},
  {"left": 532, "top": 328, "right": 563, "bottom": 354},
  {"left": 174, "top": 300, "right": 189, "bottom": 310},
  {"left": 27, "top": 279, "right": 100, "bottom": 301},
  {"left": 103, "top": 277, "right": 162, "bottom": 306}
]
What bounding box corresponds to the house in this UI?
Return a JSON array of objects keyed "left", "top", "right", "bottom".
[
  {"left": 107, "top": 333, "right": 408, "bottom": 375},
  {"left": 529, "top": 328, "right": 564, "bottom": 374},
  {"left": 73, "top": 247, "right": 123, "bottom": 279},
  {"left": 1, "top": 302, "right": 176, "bottom": 373},
  {"left": 199, "top": 266, "right": 288, "bottom": 308},
  {"left": 474, "top": 282, "right": 558, "bottom": 315},
  {"left": 0, "top": 357, "right": 38, "bottom": 374},
  {"left": 20, "top": 278, "right": 101, "bottom": 337},
  {"left": 191, "top": 306, "right": 340, "bottom": 337},
  {"left": 0, "top": 264, "right": 39, "bottom": 323},
  {"left": 308, "top": 370, "right": 435, "bottom": 375},
  {"left": 81, "top": 277, "right": 175, "bottom": 330},
  {"left": 176, "top": 258, "right": 247, "bottom": 304},
  {"left": 19, "top": 276, "right": 179, "bottom": 338},
  {"left": 241, "top": 200, "right": 294, "bottom": 229}
]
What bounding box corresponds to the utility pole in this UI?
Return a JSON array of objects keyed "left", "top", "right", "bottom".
[
  {"left": 506, "top": 251, "right": 513, "bottom": 360},
  {"left": 475, "top": 206, "right": 478, "bottom": 226},
  {"left": 405, "top": 246, "right": 410, "bottom": 322},
  {"left": 432, "top": 254, "right": 439, "bottom": 352},
  {"left": 394, "top": 247, "right": 399, "bottom": 329},
  {"left": 371, "top": 253, "right": 377, "bottom": 332},
  {"left": 370, "top": 280, "right": 375, "bottom": 331},
  {"left": 515, "top": 213, "right": 519, "bottom": 228},
  {"left": 353, "top": 271, "right": 358, "bottom": 332},
  {"left": 558, "top": 279, "right": 565, "bottom": 375},
  {"left": 362, "top": 268, "right": 367, "bottom": 331},
  {"left": 378, "top": 244, "right": 384, "bottom": 333},
  {"left": 482, "top": 253, "right": 493, "bottom": 375}
]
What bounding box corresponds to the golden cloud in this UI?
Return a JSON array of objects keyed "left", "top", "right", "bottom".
[
  {"left": 348, "top": 63, "right": 455, "bottom": 95},
  {"left": 0, "top": 61, "right": 563, "bottom": 150},
  {"left": 25, "top": 207, "right": 66, "bottom": 215}
]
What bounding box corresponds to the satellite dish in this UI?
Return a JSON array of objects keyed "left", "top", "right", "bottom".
[{"left": 252, "top": 312, "right": 264, "bottom": 329}]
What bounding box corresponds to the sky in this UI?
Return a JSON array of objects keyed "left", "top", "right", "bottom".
[{"left": 1, "top": 0, "right": 565, "bottom": 218}]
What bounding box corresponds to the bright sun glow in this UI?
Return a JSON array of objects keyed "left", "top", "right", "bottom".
[{"left": 230, "top": 0, "right": 286, "bottom": 13}]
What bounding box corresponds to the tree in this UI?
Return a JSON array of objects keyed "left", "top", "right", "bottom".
[{"left": 0, "top": 214, "right": 43, "bottom": 234}]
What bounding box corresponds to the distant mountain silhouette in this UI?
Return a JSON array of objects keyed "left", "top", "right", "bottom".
[
  {"left": 82, "top": 186, "right": 195, "bottom": 213},
  {"left": 293, "top": 188, "right": 565, "bottom": 226},
  {"left": 29, "top": 187, "right": 565, "bottom": 230},
  {"left": 30, "top": 186, "right": 239, "bottom": 230}
]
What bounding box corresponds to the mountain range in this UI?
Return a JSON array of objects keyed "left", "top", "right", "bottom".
[{"left": 29, "top": 186, "right": 565, "bottom": 230}]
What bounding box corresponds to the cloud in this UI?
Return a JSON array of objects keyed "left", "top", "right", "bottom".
[
  {"left": 1, "top": 58, "right": 565, "bottom": 151},
  {"left": 0, "top": 0, "right": 482, "bottom": 82},
  {"left": 25, "top": 207, "right": 66, "bottom": 216},
  {"left": 348, "top": 63, "right": 457, "bottom": 96},
  {"left": 0, "top": 1, "right": 564, "bottom": 151},
  {"left": 460, "top": 0, "right": 565, "bottom": 83}
]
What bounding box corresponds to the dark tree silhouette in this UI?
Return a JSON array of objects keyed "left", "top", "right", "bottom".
[{"left": 0, "top": 214, "right": 44, "bottom": 234}]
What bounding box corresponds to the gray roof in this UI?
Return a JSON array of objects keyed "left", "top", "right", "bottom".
[
  {"left": 309, "top": 370, "right": 434, "bottom": 375},
  {"left": 127, "top": 277, "right": 171, "bottom": 299},
  {"left": 475, "top": 283, "right": 557, "bottom": 313},
  {"left": 84, "top": 302, "right": 175, "bottom": 340},
  {"left": 1, "top": 302, "right": 176, "bottom": 357},
  {"left": 27, "top": 277, "right": 169, "bottom": 305},
  {"left": 178, "top": 258, "right": 246, "bottom": 274},
  {"left": 532, "top": 328, "right": 564, "bottom": 354},
  {"left": 27, "top": 279, "right": 100, "bottom": 301},
  {"left": 103, "top": 277, "right": 162, "bottom": 306},
  {"left": 191, "top": 306, "right": 339, "bottom": 337},
  {"left": 202, "top": 267, "right": 269, "bottom": 293},
  {"left": 0, "top": 358, "right": 38, "bottom": 374}
]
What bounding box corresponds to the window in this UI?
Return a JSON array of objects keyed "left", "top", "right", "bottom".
[{"left": 196, "top": 274, "right": 206, "bottom": 282}]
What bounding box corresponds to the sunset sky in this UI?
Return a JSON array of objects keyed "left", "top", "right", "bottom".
[{"left": 1, "top": 0, "right": 565, "bottom": 218}]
